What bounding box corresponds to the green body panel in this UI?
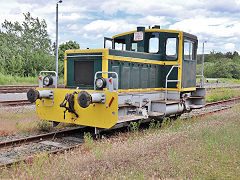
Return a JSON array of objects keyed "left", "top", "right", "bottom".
[
  {"left": 159, "top": 65, "right": 178, "bottom": 88},
  {"left": 181, "top": 59, "right": 196, "bottom": 88},
  {"left": 66, "top": 53, "right": 102, "bottom": 89},
  {"left": 109, "top": 49, "right": 160, "bottom": 61},
  {"left": 108, "top": 60, "right": 178, "bottom": 89}
]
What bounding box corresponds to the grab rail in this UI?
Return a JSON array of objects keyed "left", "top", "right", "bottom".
[{"left": 165, "top": 65, "right": 180, "bottom": 101}]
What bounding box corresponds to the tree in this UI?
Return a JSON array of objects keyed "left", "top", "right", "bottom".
[
  {"left": 58, "top": 41, "right": 80, "bottom": 76},
  {"left": 0, "top": 12, "right": 54, "bottom": 77}
]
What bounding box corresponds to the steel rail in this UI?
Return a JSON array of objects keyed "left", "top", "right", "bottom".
[
  {"left": 0, "top": 100, "right": 32, "bottom": 107},
  {"left": 0, "top": 127, "right": 84, "bottom": 150}
]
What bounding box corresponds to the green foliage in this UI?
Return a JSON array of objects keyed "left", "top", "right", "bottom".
[
  {"left": 0, "top": 12, "right": 55, "bottom": 77},
  {"left": 198, "top": 51, "right": 240, "bottom": 79}
]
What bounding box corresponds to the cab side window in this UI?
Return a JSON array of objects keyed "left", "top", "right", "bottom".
[{"left": 184, "top": 40, "right": 194, "bottom": 60}]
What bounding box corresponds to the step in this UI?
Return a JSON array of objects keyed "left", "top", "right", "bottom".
[
  {"left": 118, "top": 115, "right": 146, "bottom": 123},
  {"left": 189, "top": 105, "right": 205, "bottom": 109},
  {"left": 151, "top": 100, "right": 180, "bottom": 105},
  {"left": 188, "top": 96, "right": 204, "bottom": 99},
  {"left": 148, "top": 111, "right": 165, "bottom": 117}
]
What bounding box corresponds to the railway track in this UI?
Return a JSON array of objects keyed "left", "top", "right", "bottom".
[
  {"left": 0, "top": 127, "right": 87, "bottom": 168},
  {"left": 0, "top": 97, "right": 240, "bottom": 169},
  {"left": 181, "top": 97, "right": 240, "bottom": 119},
  {"left": 0, "top": 85, "right": 64, "bottom": 94},
  {"left": 0, "top": 85, "right": 37, "bottom": 94},
  {"left": 0, "top": 100, "right": 32, "bottom": 107}
]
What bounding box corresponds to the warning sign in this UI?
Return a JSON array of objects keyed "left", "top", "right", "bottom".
[{"left": 134, "top": 31, "right": 144, "bottom": 41}]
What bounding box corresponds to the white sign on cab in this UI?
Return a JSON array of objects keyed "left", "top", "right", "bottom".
[{"left": 134, "top": 32, "right": 144, "bottom": 41}]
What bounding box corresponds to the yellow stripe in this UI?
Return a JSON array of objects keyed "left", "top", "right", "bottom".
[
  {"left": 181, "top": 87, "right": 196, "bottom": 91},
  {"left": 102, "top": 49, "right": 109, "bottom": 78},
  {"left": 113, "top": 29, "right": 182, "bottom": 39},
  {"left": 64, "top": 51, "right": 68, "bottom": 87},
  {"left": 178, "top": 32, "right": 183, "bottom": 91}
]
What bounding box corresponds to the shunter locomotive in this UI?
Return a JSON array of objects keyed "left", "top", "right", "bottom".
[{"left": 27, "top": 26, "right": 205, "bottom": 133}]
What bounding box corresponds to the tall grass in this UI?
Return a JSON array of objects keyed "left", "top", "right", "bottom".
[
  {"left": 0, "top": 73, "right": 64, "bottom": 85},
  {"left": 206, "top": 88, "right": 240, "bottom": 102},
  {"left": 0, "top": 73, "right": 38, "bottom": 85}
]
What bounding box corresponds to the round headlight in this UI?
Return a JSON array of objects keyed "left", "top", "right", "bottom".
[
  {"left": 43, "top": 75, "right": 53, "bottom": 86},
  {"left": 95, "top": 77, "right": 106, "bottom": 89}
]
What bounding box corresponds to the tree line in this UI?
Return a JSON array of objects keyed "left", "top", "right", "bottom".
[
  {"left": 197, "top": 51, "right": 240, "bottom": 79},
  {"left": 0, "top": 13, "right": 79, "bottom": 77}
]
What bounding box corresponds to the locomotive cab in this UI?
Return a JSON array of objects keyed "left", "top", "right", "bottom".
[{"left": 27, "top": 26, "right": 205, "bottom": 132}]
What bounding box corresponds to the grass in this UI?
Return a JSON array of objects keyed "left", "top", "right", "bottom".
[
  {"left": 0, "top": 73, "right": 64, "bottom": 85},
  {"left": 0, "top": 108, "right": 44, "bottom": 136},
  {"left": 206, "top": 87, "right": 240, "bottom": 102},
  {"left": 0, "top": 73, "right": 38, "bottom": 85},
  {"left": 1, "top": 105, "right": 240, "bottom": 179},
  {"left": 0, "top": 107, "right": 78, "bottom": 136},
  {"left": 217, "top": 78, "right": 240, "bottom": 84}
]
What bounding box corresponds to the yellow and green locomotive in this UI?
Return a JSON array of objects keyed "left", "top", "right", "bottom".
[{"left": 27, "top": 26, "right": 205, "bottom": 133}]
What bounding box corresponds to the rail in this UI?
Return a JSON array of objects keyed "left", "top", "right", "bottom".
[{"left": 165, "top": 65, "right": 180, "bottom": 101}]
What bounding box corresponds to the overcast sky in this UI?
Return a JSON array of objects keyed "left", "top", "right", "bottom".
[{"left": 0, "top": 0, "right": 240, "bottom": 54}]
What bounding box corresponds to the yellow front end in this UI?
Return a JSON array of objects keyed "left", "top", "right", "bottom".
[{"left": 36, "top": 88, "right": 118, "bottom": 129}]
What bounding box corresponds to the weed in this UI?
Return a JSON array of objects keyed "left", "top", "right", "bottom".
[
  {"left": 37, "top": 120, "right": 51, "bottom": 131},
  {"left": 83, "top": 132, "right": 94, "bottom": 149},
  {"left": 129, "top": 120, "right": 141, "bottom": 132},
  {"left": 94, "top": 142, "right": 104, "bottom": 159},
  {"left": 161, "top": 117, "right": 171, "bottom": 128},
  {"left": 149, "top": 119, "right": 156, "bottom": 129}
]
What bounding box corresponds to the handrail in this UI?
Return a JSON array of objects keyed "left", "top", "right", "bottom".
[
  {"left": 196, "top": 75, "right": 204, "bottom": 87},
  {"left": 165, "top": 65, "right": 180, "bottom": 101}
]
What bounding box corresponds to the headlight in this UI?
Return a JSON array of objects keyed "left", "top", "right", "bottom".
[
  {"left": 95, "top": 77, "right": 106, "bottom": 89},
  {"left": 43, "top": 75, "right": 53, "bottom": 86}
]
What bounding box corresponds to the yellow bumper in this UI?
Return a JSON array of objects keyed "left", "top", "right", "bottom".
[{"left": 36, "top": 88, "right": 118, "bottom": 129}]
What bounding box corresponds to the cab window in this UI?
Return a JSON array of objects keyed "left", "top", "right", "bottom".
[
  {"left": 131, "top": 42, "right": 137, "bottom": 51},
  {"left": 113, "top": 38, "right": 126, "bottom": 50},
  {"left": 184, "top": 40, "right": 194, "bottom": 60},
  {"left": 166, "top": 38, "right": 178, "bottom": 60},
  {"left": 149, "top": 32, "right": 159, "bottom": 53},
  {"left": 115, "top": 42, "right": 126, "bottom": 50}
]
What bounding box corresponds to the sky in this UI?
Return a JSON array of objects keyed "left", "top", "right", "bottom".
[{"left": 0, "top": 0, "right": 240, "bottom": 54}]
